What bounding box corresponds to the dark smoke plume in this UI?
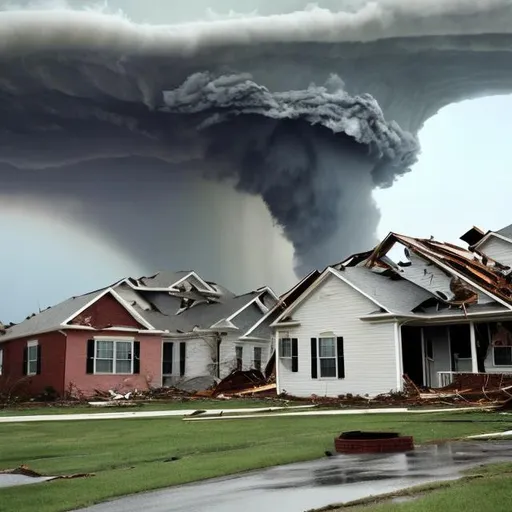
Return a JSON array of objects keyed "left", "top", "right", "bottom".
[{"left": 2, "top": 0, "right": 512, "bottom": 293}]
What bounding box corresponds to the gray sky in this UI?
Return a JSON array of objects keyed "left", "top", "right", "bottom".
[
  {"left": 1, "top": 0, "right": 511, "bottom": 323},
  {"left": 2, "top": 94, "right": 510, "bottom": 322}
]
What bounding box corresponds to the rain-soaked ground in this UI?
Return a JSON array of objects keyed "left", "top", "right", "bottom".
[{"left": 75, "top": 441, "right": 512, "bottom": 512}]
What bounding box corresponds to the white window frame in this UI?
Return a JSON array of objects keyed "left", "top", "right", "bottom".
[
  {"left": 93, "top": 338, "right": 134, "bottom": 375},
  {"left": 318, "top": 337, "right": 337, "bottom": 379},
  {"left": 493, "top": 345, "right": 512, "bottom": 367},
  {"left": 27, "top": 340, "right": 39, "bottom": 376},
  {"left": 0, "top": 347, "right": 3, "bottom": 375},
  {"left": 279, "top": 338, "right": 292, "bottom": 359},
  {"left": 253, "top": 346, "right": 263, "bottom": 371}
]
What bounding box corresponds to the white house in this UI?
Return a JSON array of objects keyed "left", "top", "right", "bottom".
[{"left": 272, "top": 225, "right": 512, "bottom": 398}]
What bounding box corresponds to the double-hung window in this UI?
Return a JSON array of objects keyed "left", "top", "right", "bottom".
[
  {"left": 94, "top": 339, "right": 133, "bottom": 374},
  {"left": 279, "top": 338, "right": 292, "bottom": 358},
  {"left": 27, "top": 341, "right": 39, "bottom": 376},
  {"left": 311, "top": 336, "right": 344, "bottom": 379},
  {"left": 318, "top": 337, "right": 337, "bottom": 378}
]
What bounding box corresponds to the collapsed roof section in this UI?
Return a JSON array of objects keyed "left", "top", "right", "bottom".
[
  {"left": 0, "top": 270, "right": 279, "bottom": 342},
  {"left": 338, "top": 232, "right": 512, "bottom": 312}
]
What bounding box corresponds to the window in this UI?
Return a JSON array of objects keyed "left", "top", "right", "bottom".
[
  {"left": 0, "top": 348, "right": 3, "bottom": 375},
  {"left": 311, "top": 336, "right": 344, "bottom": 379},
  {"left": 279, "top": 338, "right": 292, "bottom": 358},
  {"left": 318, "top": 337, "right": 337, "bottom": 378},
  {"left": 162, "top": 342, "right": 174, "bottom": 375},
  {"left": 94, "top": 340, "right": 133, "bottom": 374},
  {"left": 235, "top": 346, "right": 243, "bottom": 371},
  {"left": 494, "top": 346, "right": 512, "bottom": 366},
  {"left": 27, "top": 341, "right": 39, "bottom": 376},
  {"left": 253, "top": 347, "right": 262, "bottom": 372}
]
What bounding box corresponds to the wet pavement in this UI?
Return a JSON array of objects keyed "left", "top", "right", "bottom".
[{"left": 77, "top": 441, "right": 512, "bottom": 512}]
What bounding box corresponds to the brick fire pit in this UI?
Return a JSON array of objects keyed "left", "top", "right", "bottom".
[{"left": 335, "top": 431, "right": 414, "bottom": 454}]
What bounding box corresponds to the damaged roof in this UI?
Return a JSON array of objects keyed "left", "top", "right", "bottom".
[
  {"left": 361, "top": 232, "right": 512, "bottom": 308},
  {"left": 276, "top": 226, "right": 512, "bottom": 325},
  {"left": 1, "top": 270, "right": 277, "bottom": 342}
]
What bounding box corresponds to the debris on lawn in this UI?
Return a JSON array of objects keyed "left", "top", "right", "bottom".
[{"left": 0, "top": 465, "right": 94, "bottom": 481}]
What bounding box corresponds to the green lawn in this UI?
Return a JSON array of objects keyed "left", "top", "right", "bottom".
[
  {"left": 0, "top": 399, "right": 280, "bottom": 416},
  {"left": 0, "top": 411, "right": 509, "bottom": 512},
  {"left": 329, "top": 463, "right": 512, "bottom": 512}
]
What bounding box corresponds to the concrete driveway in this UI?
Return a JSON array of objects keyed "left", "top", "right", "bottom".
[{"left": 76, "top": 440, "right": 512, "bottom": 512}]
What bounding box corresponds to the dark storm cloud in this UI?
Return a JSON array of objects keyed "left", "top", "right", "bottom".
[{"left": 1, "top": 0, "right": 512, "bottom": 285}]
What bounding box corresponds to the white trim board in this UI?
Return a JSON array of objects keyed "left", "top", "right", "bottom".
[
  {"left": 271, "top": 267, "right": 390, "bottom": 327},
  {"left": 61, "top": 288, "right": 155, "bottom": 331}
]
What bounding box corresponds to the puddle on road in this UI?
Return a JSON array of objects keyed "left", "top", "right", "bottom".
[{"left": 72, "top": 440, "right": 512, "bottom": 512}]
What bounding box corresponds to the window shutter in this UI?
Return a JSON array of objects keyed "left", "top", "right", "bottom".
[
  {"left": 291, "top": 338, "right": 298, "bottom": 373},
  {"left": 22, "top": 347, "right": 28, "bottom": 376},
  {"left": 337, "top": 337, "right": 345, "bottom": 379},
  {"left": 86, "top": 339, "right": 95, "bottom": 374},
  {"left": 36, "top": 345, "right": 42, "bottom": 375},
  {"left": 310, "top": 338, "right": 318, "bottom": 379},
  {"left": 133, "top": 342, "right": 140, "bottom": 374},
  {"left": 179, "top": 342, "right": 186, "bottom": 377}
]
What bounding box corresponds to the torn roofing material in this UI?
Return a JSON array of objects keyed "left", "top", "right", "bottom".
[
  {"left": 135, "top": 290, "right": 272, "bottom": 333},
  {"left": 1, "top": 271, "right": 277, "bottom": 342},
  {"left": 460, "top": 226, "right": 486, "bottom": 247},
  {"left": 362, "top": 232, "right": 512, "bottom": 307}
]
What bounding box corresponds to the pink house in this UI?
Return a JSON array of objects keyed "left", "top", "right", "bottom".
[{"left": 0, "top": 271, "right": 278, "bottom": 398}]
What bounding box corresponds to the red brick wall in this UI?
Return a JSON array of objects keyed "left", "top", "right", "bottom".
[
  {"left": 64, "top": 330, "right": 162, "bottom": 397},
  {"left": 0, "top": 331, "right": 66, "bottom": 398},
  {"left": 69, "top": 294, "right": 143, "bottom": 330}
]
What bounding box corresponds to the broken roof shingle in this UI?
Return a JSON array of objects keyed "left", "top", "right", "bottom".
[{"left": 365, "top": 232, "right": 512, "bottom": 306}]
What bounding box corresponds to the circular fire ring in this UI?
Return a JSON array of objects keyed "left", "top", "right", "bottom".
[{"left": 334, "top": 431, "right": 414, "bottom": 454}]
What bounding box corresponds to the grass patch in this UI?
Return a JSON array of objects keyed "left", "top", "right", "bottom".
[
  {"left": 0, "top": 411, "right": 509, "bottom": 512},
  {"left": 319, "top": 462, "right": 512, "bottom": 512}
]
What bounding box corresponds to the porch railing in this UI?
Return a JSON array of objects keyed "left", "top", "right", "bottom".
[{"left": 437, "top": 371, "right": 477, "bottom": 388}]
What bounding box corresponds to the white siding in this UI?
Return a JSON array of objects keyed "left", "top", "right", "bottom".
[
  {"left": 479, "top": 236, "right": 512, "bottom": 269},
  {"left": 277, "top": 275, "right": 398, "bottom": 398},
  {"left": 219, "top": 334, "right": 269, "bottom": 377},
  {"left": 163, "top": 337, "right": 213, "bottom": 382},
  {"left": 185, "top": 338, "right": 214, "bottom": 377},
  {"left": 219, "top": 333, "right": 240, "bottom": 377}
]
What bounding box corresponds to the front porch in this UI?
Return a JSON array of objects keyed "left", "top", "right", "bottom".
[{"left": 401, "top": 321, "right": 512, "bottom": 389}]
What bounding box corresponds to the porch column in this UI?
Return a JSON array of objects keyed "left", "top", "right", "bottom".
[{"left": 469, "top": 322, "right": 479, "bottom": 373}]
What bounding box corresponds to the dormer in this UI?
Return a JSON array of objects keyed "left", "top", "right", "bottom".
[{"left": 169, "top": 271, "right": 218, "bottom": 295}]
